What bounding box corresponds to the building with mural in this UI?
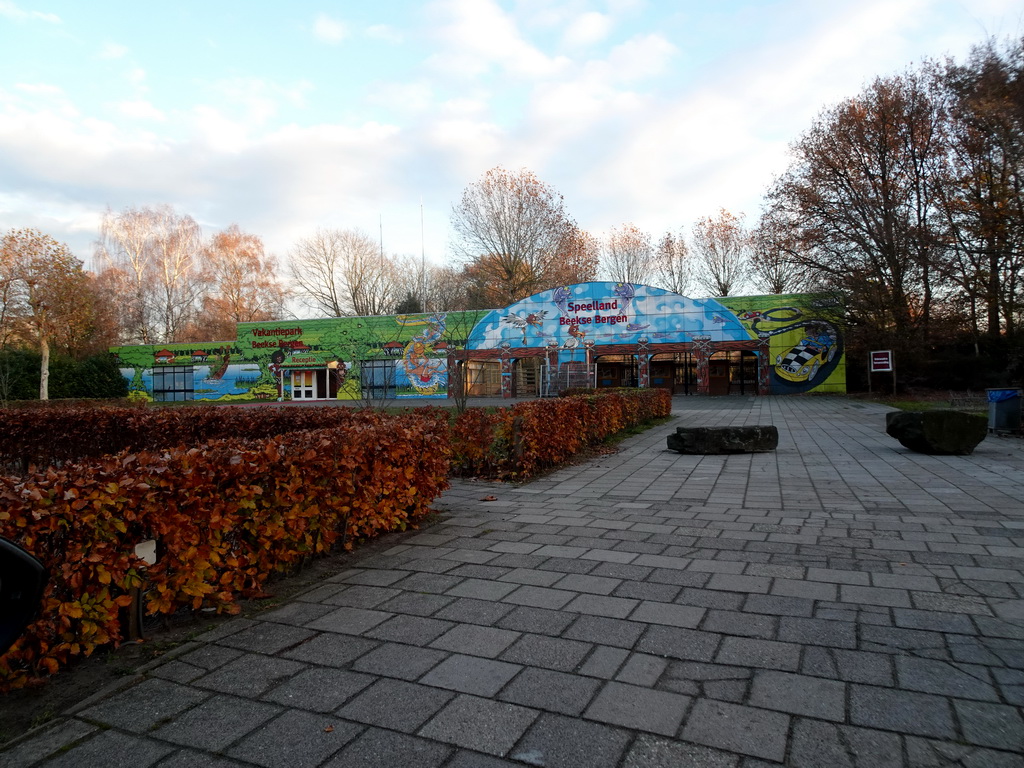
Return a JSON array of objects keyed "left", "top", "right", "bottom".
[{"left": 110, "top": 282, "right": 846, "bottom": 402}]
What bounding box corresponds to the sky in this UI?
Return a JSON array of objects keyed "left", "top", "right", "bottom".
[{"left": 1, "top": 0, "right": 1021, "bottom": 276}]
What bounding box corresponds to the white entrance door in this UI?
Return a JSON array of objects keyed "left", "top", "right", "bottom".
[{"left": 292, "top": 370, "right": 318, "bottom": 399}]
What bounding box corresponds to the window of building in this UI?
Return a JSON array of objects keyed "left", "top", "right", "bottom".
[{"left": 152, "top": 366, "right": 194, "bottom": 402}]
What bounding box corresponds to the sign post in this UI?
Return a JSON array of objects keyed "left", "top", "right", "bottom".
[{"left": 869, "top": 350, "right": 895, "bottom": 394}]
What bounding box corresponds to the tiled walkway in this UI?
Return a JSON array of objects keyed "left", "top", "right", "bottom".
[{"left": 5, "top": 397, "right": 1024, "bottom": 767}]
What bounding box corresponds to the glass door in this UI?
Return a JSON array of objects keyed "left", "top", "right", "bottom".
[{"left": 292, "top": 369, "right": 318, "bottom": 399}]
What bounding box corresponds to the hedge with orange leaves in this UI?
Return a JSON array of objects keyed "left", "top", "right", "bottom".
[
  {"left": 0, "top": 411, "right": 449, "bottom": 690},
  {"left": 450, "top": 388, "right": 670, "bottom": 480}
]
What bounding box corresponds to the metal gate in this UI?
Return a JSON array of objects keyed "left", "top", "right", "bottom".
[{"left": 540, "top": 362, "right": 596, "bottom": 397}]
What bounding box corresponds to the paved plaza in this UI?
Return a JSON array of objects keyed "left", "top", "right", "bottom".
[{"left": 4, "top": 396, "right": 1024, "bottom": 767}]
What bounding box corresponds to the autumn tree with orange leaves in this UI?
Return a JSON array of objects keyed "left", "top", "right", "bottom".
[{"left": 0, "top": 229, "right": 96, "bottom": 398}]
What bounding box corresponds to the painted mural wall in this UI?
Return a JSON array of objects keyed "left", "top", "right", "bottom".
[
  {"left": 109, "top": 284, "right": 845, "bottom": 400},
  {"left": 110, "top": 310, "right": 487, "bottom": 402}
]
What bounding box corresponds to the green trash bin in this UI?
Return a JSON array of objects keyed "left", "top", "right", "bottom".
[{"left": 987, "top": 388, "right": 1022, "bottom": 433}]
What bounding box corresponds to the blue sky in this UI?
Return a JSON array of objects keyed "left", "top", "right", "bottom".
[{"left": 1, "top": 0, "right": 1020, "bottom": 274}]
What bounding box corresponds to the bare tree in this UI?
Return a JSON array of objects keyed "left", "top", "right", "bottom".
[
  {"left": 602, "top": 223, "right": 655, "bottom": 284},
  {"left": 97, "top": 205, "right": 206, "bottom": 343},
  {"left": 654, "top": 229, "right": 693, "bottom": 295},
  {"left": 749, "top": 212, "right": 809, "bottom": 294},
  {"left": 691, "top": 209, "right": 751, "bottom": 297},
  {"left": 289, "top": 228, "right": 400, "bottom": 317},
  {"left": 450, "top": 166, "right": 575, "bottom": 305}
]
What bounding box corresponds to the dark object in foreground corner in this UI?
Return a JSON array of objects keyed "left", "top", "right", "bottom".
[
  {"left": 885, "top": 410, "right": 987, "bottom": 455},
  {"left": 667, "top": 425, "right": 779, "bottom": 454},
  {"left": 0, "top": 538, "right": 48, "bottom": 656}
]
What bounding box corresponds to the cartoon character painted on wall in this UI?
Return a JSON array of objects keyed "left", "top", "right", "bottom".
[
  {"left": 738, "top": 307, "right": 842, "bottom": 390},
  {"left": 268, "top": 349, "right": 286, "bottom": 398},
  {"left": 396, "top": 313, "right": 448, "bottom": 395},
  {"left": 502, "top": 311, "right": 549, "bottom": 344}
]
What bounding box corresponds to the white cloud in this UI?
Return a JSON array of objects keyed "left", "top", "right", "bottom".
[
  {"left": 562, "top": 11, "right": 612, "bottom": 47},
  {"left": 97, "top": 42, "right": 128, "bottom": 60},
  {"left": 427, "top": 0, "right": 570, "bottom": 78},
  {"left": 117, "top": 100, "right": 166, "bottom": 121},
  {"left": 0, "top": 1, "right": 59, "bottom": 23},
  {"left": 313, "top": 13, "right": 348, "bottom": 44},
  {"left": 366, "top": 24, "right": 402, "bottom": 43}
]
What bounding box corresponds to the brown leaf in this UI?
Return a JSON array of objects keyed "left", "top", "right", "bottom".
[{"left": 481, "top": 495, "right": 498, "bottom": 501}]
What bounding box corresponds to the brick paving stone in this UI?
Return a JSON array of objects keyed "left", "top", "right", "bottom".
[
  {"left": 621, "top": 734, "right": 740, "bottom": 768},
  {"left": 840, "top": 585, "right": 912, "bottom": 608},
  {"left": 612, "top": 581, "right": 682, "bottom": 602},
  {"left": 578, "top": 646, "right": 630, "bottom": 679},
  {"left": 510, "top": 713, "right": 632, "bottom": 768},
  {"left": 742, "top": 594, "right": 815, "bottom": 617},
  {"left": 350, "top": 642, "right": 448, "bottom": 680},
  {"left": 433, "top": 597, "right": 516, "bottom": 626},
  {"left": 323, "top": 585, "right": 401, "bottom": 608},
  {"left": 226, "top": 709, "right": 359, "bottom": 768},
  {"left": 262, "top": 667, "right": 374, "bottom": 712},
  {"left": 42, "top": 730, "right": 174, "bottom": 768},
  {"left": 770, "top": 578, "right": 837, "bottom": 601},
  {"left": 563, "top": 615, "right": 646, "bottom": 648},
  {"left": 0, "top": 719, "right": 97, "bottom": 767},
  {"left": 615, "top": 653, "right": 667, "bottom": 687},
  {"left": 905, "top": 737, "right": 1024, "bottom": 768},
  {"left": 703, "top": 610, "right": 776, "bottom": 639},
  {"left": 365, "top": 615, "right": 455, "bottom": 645},
  {"left": 564, "top": 593, "right": 639, "bottom": 618},
  {"left": 630, "top": 600, "right": 705, "bottom": 628},
  {"left": 637, "top": 625, "right": 722, "bottom": 662},
  {"left": 259, "top": 602, "right": 336, "bottom": 627},
  {"left": 849, "top": 685, "right": 956, "bottom": 738},
  {"left": 777, "top": 616, "right": 856, "bottom": 649},
  {"left": 278, "top": 633, "right": 374, "bottom": 667},
  {"left": 953, "top": 699, "right": 1024, "bottom": 751},
  {"left": 583, "top": 681, "right": 690, "bottom": 736},
  {"left": 497, "top": 605, "right": 578, "bottom": 635},
  {"left": 336, "top": 678, "right": 453, "bottom": 732},
  {"left": 150, "top": 694, "right": 282, "bottom": 751},
  {"left": 676, "top": 587, "right": 746, "bottom": 610},
  {"left": 789, "top": 719, "right": 903, "bottom": 768},
  {"left": 499, "top": 666, "right": 601, "bottom": 715},
  {"left": 648, "top": 568, "right": 711, "bottom": 587},
  {"left": 420, "top": 654, "right": 522, "bottom": 696},
  {"left": 681, "top": 698, "right": 789, "bottom": 762},
  {"left": 895, "top": 656, "right": 1000, "bottom": 701},
  {"left": 553, "top": 573, "right": 622, "bottom": 595},
  {"left": 498, "top": 567, "right": 564, "bottom": 587},
  {"left": 216, "top": 622, "right": 317, "bottom": 654},
  {"left": 500, "top": 633, "right": 591, "bottom": 672},
  {"left": 430, "top": 623, "right": 521, "bottom": 658},
  {"left": 392, "top": 572, "right": 463, "bottom": 593},
  {"left": 801, "top": 646, "right": 895, "bottom": 685},
  {"left": 305, "top": 607, "right": 393, "bottom": 635},
  {"left": 893, "top": 607, "right": 977, "bottom": 634},
  {"left": 78, "top": 678, "right": 208, "bottom": 733},
  {"left": 193, "top": 654, "right": 307, "bottom": 697},
  {"left": 374, "top": 592, "right": 455, "bottom": 616},
  {"left": 323, "top": 728, "right": 452, "bottom": 768},
  {"left": 716, "top": 637, "right": 800, "bottom": 671},
  {"left": 418, "top": 695, "right": 539, "bottom": 757},
  {"left": 706, "top": 574, "right": 771, "bottom": 594},
  {"left": 748, "top": 670, "right": 846, "bottom": 721},
  {"left": 502, "top": 585, "right": 577, "bottom": 609},
  {"left": 446, "top": 578, "right": 520, "bottom": 601},
  {"left": 445, "top": 752, "right": 523, "bottom": 768}
]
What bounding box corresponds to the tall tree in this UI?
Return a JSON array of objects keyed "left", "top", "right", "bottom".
[
  {"left": 96, "top": 205, "right": 206, "bottom": 344},
  {"left": 0, "top": 229, "right": 94, "bottom": 399},
  {"left": 767, "top": 71, "right": 947, "bottom": 347},
  {"left": 655, "top": 229, "right": 693, "bottom": 295},
  {"left": 936, "top": 39, "right": 1024, "bottom": 340},
  {"left": 602, "top": 223, "right": 655, "bottom": 284},
  {"left": 749, "top": 212, "right": 809, "bottom": 295},
  {"left": 691, "top": 209, "right": 751, "bottom": 297},
  {"left": 289, "top": 228, "right": 399, "bottom": 317},
  {"left": 450, "top": 166, "right": 576, "bottom": 305},
  {"left": 189, "top": 225, "right": 288, "bottom": 340}
]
